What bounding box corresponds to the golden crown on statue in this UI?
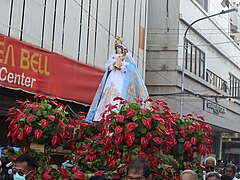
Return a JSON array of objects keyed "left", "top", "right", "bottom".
[{"left": 114, "top": 36, "right": 123, "bottom": 46}]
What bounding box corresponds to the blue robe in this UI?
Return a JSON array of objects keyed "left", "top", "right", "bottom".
[{"left": 86, "top": 55, "right": 149, "bottom": 123}]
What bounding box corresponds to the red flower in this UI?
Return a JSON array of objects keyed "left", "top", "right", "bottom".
[
  {"left": 138, "top": 151, "right": 147, "bottom": 158},
  {"left": 147, "top": 132, "right": 152, "bottom": 140},
  {"left": 156, "top": 128, "right": 164, "bottom": 136},
  {"left": 125, "top": 133, "right": 135, "bottom": 147},
  {"left": 113, "top": 96, "right": 124, "bottom": 101},
  {"left": 116, "top": 114, "right": 124, "bottom": 123},
  {"left": 23, "top": 145, "right": 30, "bottom": 154},
  {"left": 108, "top": 158, "right": 117, "bottom": 169},
  {"left": 153, "top": 137, "right": 162, "bottom": 145},
  {"left": 134, "top": 98, "right": 143, "bottom": 103},
  {"left": 17, "top": 131, "right": 24, "bottom": 141},
  {"left": 27, "top": 114, "right": 35, "bottom": 124},
  {"left": 193, "top": 122, "right": 201, "bottom": 130},
  {"left": 190, "top": 137, "right": 196, "bottom": 145},
  {"left": 180, "top": 128, "right": 187, "bottom": 138},
  {"left": 126, "top": 108, "right": 135, "bottom": 118},
  {"left": 48, "top": 115, "right": 55, "bottom": 122},
  {"left": 115, "top": 126, "right": 123, "bottom": 134},
  {"left": 142, "top": 118, "right": 152, "bottom": 130},
  {"left": 166, "top": 167, "right": 171, "bottom": 173},
  {"left": 58, "top": 167, "right": 68, "bottom": 178},
  {"left": 126, "top": 122, "right": 138, "bottom": 133},
  {"left": 52, "top": 136, "right": 59, "bottom": 147},
  {"left": 95, "top": 170, "right": 104, "bottom": 176},
  {"left": 151, "top": 105, "right": 160, "bottom": 112},
  {"left": 188, "top": 125, "right": 195, "bottom": 134},
  {"left": 34, "top": 129, "right": 43, "bottom": 140},
  {"left": 41, "top": 119, "right": 49, "bottom": 128},
  {"left": 114, "top": 134, "right": 123, "bottom": 147},
  {"left": 23, "top": 125, "right": 32, "bottom": 136},
  {"left": 74, "top": 171, "right": 86, "bottom": 179},
  {"left": 141, "top": 137, "right": 148, "bottom": 148},
  {"left": 184, "top": 165, "right": 191, "bottom": 170},
  {"left": 125, "top": 154, "right": 131, "bottom": 163},
  {"left": 183, "top": 141, "right": 192, "bottom": 150}
]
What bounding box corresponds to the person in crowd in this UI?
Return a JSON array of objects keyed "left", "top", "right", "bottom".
[
  {"left": 180, "top": 169, "right": 198, "bottom": 180},
  {"left": 221, "top": 174, "right": 233, "bottom": 180},
  {"left": 204, "top": 157, "right": 218, "bottom": 180},
  {"left": 0, "top": 147, "right": 14, "bottom": 180},
  {"left": 224, "top": 163, "right": 239, "bottom": 180},
  {"left": 206, "top": 172, "right": 221, "bottom": 180},
  {"left": 12, "top": 155, "right": 36, "bottom": 180},
  {"left": 126, "top": 157, "right": 152, "bottom": 180},
  {"left": 89, "top": 176, "right": 108, "bottom": 180}
]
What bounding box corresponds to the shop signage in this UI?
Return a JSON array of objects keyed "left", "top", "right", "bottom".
[
  {"left": 0, "top": 34, "right": 104, "bottom": 105},
  {"left": 206, "top": 100, "right": 226, "bottom": 115}
]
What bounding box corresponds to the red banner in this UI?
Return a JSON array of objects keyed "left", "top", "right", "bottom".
[{"left": 0, "top": 34, "right": 104, "bottom": 105}]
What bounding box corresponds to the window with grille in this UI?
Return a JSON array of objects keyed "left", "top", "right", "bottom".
[
  {"left": 184, "top": 39, "right": 205, "bottom": 79},
  {"left": 229, "top": 73, "right": 240, "bottom": 97}
]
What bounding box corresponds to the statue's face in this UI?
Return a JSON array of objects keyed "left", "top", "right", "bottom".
[{"left": 116, "top": 47, "right": 122, "bottom": 54}]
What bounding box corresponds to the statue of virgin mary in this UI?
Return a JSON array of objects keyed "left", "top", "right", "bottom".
[{"left": 86, "top": 37, "right": 149, "bottom": 123}]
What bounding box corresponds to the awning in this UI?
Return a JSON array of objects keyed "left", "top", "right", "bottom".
[{"left": 0, "top": 34, "right": 104, "bottom": 105}]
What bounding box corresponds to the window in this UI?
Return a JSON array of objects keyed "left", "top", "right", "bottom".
[
  {"left": 206, "top": 69, "right": 228, "bottom": 92},
  {"left": 196, "top": 0, "right": 209, "bottom": 12},
  {"left": 185, "top": 39, "right": 205, "bottom": 79},
  {"left": 229, "top": 74, "right": 240, "bottom": 97}
]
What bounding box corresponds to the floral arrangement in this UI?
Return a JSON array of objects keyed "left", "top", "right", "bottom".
[
  {"left": 70, "top": 97, "right": 213, "bottom": 179},
  {"left": 7, "top": 96, "right": 213, "bottom": 179},
  {"left": 7, "top": 94, "right": 72, "bottom": 150}
]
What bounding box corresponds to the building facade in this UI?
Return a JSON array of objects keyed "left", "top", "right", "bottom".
[
  {"left": 0, "top": 0, "right": 148, "bottom": 145},
  {"left": 147, "top": 0, "right": 240, "bottom": 161}
]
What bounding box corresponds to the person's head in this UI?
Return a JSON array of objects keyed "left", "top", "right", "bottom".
[
  {"left": 1, "top": 147, "right": 14, "bottom": 163},
  {"left": 220, "top": 174, "right": 232, "bottom": 180},
  {"left": 89, "top": 176, "right": 108, "bottom": 180},
  {"left": 115, "top": 44, "right": 123, "bottom": 54},
  {"left": 127, "top": 157, "right": 151, "bottom": 180},
  {"left": 217, "top": 160, "right": 225, "bottom": 168},
  {"left": 180, "top": 170, "right": 198, "bottom": 180},
  {"left": 205, "top": 157, "right": 217, "bottom": 173},
  {"left": 206, "top": 172, "right": 221, "bottom": 180},
  {"left": 224, "top": 163, "right": 237, "bottom": 178},
  {"left": 13, "top": 155, "right": 36, "bottom": 180}
]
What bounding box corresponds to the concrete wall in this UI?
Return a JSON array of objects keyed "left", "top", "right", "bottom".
[
  {"left": 147, "top": 0, "right": 240, "bottom": 132},
  {"left": 0, "top": 0, "right": 148, "bottom": 76}
]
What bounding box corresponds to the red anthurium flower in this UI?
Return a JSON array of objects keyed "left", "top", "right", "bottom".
[
  {"left": 126, "top": 108, "right": 135, "bottom": 118},
  {"left": 141, "top": 137, "right": 148, "bottom": 148},
  {"left": 184, "top": 165, "right": 191, "bottom": 170},
  {"left": 58, "top": 167, "right": 68, "bottom": 178},
  {"left": 188, "top": 125, "right": 195, "bottom": 134},
  {"left": 59, "top": 120, "right": 64, "bottom": 128},
  {"left": 190, "top": 137, "right": 197, "bottom": 145},
  {"left": 33, "top": 104, "right": 41, "bottom": 111},
  {"left": 156, "top": 128, "right": 164, "bottom": 136},
  {"left": 156, "top": 99, "right": 168, "bottom": 105},
  {"left": 180, "top": 128, "right": 187, "bottom": 138},
  {"left": 41, "top": 119, "right": 49, "bottom": 128},
  {"left": 113, "top": 96, "right": 124, "bottom": 101},
  {"left": 147, "top": 132, "right": 152, "bottom": 140},
  {"left": 125, "top": 154, "right": 131, "bottom": 163},
  {"left": 108, "top": 158, "right": 117, "bottom": 169},
  {"left": 114, "top": 134, "right": 123, "bottom": 147},
  {"left": 193, "top": 122, "right": 201, "bottom": 130},
  {"left": 42, "top": 172, "right": 52, "bottom": 180},
  {"left": 140, "top": 108, "right": 148, "bottom": 114},
  {"left": 126, "top": 122, "right": 138, "bottom": 133},
  {"left": 151, "top": 105, "right": 160, "bottom": 112},
  {"left": 23, "top": 145, "right": 30, "bottom": 154},
  {"left": 27, "top": 114, "right": 35, "bottom": 124},
  {"left": 48, "top": 115, "right": 55, "bottom": 122},
  {"left": 34, "top": 129, "right": 43, "bottom": 140},
  {"left": 115, "top": 126, "right": 123, "bottom": 134},
  {"left": 153, "top": 137, "right": 162, "bottom": 145},
  {"left": 23, "top": 125, "right": 32, "bottom": 136},
  {"left": 125, "top": 133, "right": 135, "bottom": 147},
  {"left": 142, "top": 118, "right": 152, "bottom": 130},
  {"left": 52, "top": 136, "right": 59, "bottom": 147},
  {"left": 74, "top": 171, "right": 86, "bottom": 179},
  {"left": 116, "top": 114, "right": 124, "bottom": 123},
  {"left": 17, "top": 131, "right": 24, "bottom": 141},
  {"left": 95, "top": 170, "right": 104, "bottom": 176},
  {"left": 134, "top": 98, "right": 143, "bottom": 103},
  {"left": 138, "top": 151, "right": 147, "bottom": 158},
  {"left": 183, "top": 141, "right": 192, "bottom": 150}
]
